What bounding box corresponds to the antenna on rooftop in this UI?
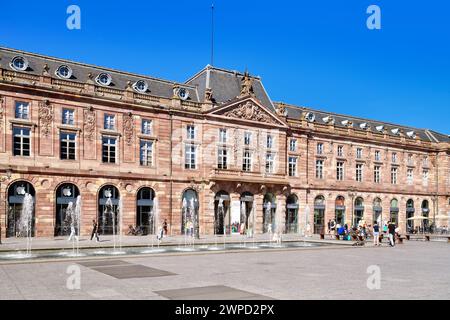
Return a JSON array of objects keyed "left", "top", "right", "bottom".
[{"left": 211, "top": 3, "right": 215, "bottom": 66}]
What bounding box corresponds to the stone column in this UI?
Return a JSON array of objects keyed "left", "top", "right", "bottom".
[{"left": 254, "top": 193, "right": 264, "bottom": 234}]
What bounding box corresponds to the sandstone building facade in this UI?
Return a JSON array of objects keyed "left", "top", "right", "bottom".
[{"left": 0, "top": 47, "right": 449, "bottom": 238}]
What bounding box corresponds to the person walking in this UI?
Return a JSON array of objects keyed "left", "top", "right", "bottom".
[
  {"left": 388, "top": 221, "right": 396, "bottom": 247},
  {"left": 90, "top": 219, "right": 99, "bottom": 242},
  {"left": 373, "top": 222, "right": 380, "bottom": 246},
  {"left": 163, "top": 219, "right": 168, "bottom": 236},
  {"left": 327, "top": 219, "right": 332, "bottom": 234}
]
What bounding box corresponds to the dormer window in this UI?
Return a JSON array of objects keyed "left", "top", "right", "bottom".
[
  {"left": 391, "top": 128, "right": 400, "bottom": 135},
  {"left": 178, "top": 88, "right": 189, "bottom": 100},
  {"left": 375, "top": 125, "right": 384, "bottom": 132},
  {"left": 133, "top": 80, "right": 148, "bottom": 93},
  {"left": 360, "top": 123, "right": 369, "bottom": 130},
  {"left": 10, "top": 56, "right": 29, "bottom": 71},
  {"left": 56, "top": 65, "right": 73, "bottom": 79},
  {"left": 96, "top": 73, "right": 112, "bottom": 86},
  {"left": 406, "top": 131, "right": 416, "bottom": 139}
]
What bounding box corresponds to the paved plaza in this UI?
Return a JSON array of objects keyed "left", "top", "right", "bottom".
[{"left": 0, "top": 238, "right": 449, "bottom": 300}]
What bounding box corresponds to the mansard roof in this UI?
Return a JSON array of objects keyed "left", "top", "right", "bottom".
[
  {"left": 279, "top": 103, "right": 450, "bottom": 143},
  {"left": 0, "top": 46, "right": 448, "bottom": 143},
  {"left": 0, "top": 46, "right": 199, "bottom": 102},
  {"left": 186, "top": 65, "right": 275, "bottom": 112}
]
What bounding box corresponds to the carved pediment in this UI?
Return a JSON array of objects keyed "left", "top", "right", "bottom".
[{"left": 214, "top": 101, "right": 280, "bottom": 126}]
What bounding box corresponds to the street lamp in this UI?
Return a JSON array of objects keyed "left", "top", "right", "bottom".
[{"left": 0, "top": 169, "right": 12, "bottom": 245}]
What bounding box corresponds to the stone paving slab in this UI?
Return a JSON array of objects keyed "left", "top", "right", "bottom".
[
  {"left": 0, "top": 241, "right": 448, "bottom": 300},
  {"left": 90, "top": 264, "right": 176, "bottom": 279},
  {"left": 77, "top": 260, "right": 131, "bottom": 267},
  {"left": 155, "top": 285, "right": 273, "bottom": 300}
]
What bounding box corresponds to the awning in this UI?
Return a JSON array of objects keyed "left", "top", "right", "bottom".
[
  {"left": 99, "top": 198, "right": 120, "bottom": 206},
  {"left": 137, "top": 199, "right": 154, "bottom": 206},
  {"left": 287, "top": 204, "right": 299, "bottom": 209},
  {"left": 373, "top": 206, "right": 382, "bottom": 213},
  {"left": 240, "top": 195, "right": 254, "bottom": 202},
  {"left": 406, "top": 207, "right": 415, "bottom": 213},
  {"left": 355, "top": 206, "right": 365, "bottom": 211},
  {"left": 335, "top": 205, "right": 346, "bottom": 211},
  {"left": 314, "top": 205, "right": 326, "bottom": 210},
  {"left": 422, "top": 208, "right": 430, "bottom": 213},
  {"left": 390, "top": 207, "right": 399, "bottom": 213},
  {"left": 57, "top": 197, "right": 77, "bottom": 205},
  {"left": 215, "top": 194, "right": 230, "bottom": 201}
]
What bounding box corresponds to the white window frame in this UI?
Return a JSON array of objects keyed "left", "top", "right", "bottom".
[
  {"left": 288, "top": 156, "right": 297, "bottom": 177},
  {"left": 337, "top": 161, "right": 344, "bottom": 181}
]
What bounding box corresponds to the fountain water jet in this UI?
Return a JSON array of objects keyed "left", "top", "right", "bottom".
[{"left": 18, "top": 193, "right": 34, "bottom": 256}]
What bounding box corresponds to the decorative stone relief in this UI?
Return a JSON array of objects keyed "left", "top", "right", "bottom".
[
  {"left": 123, "top": 112, "right": 134, "bottom": 145},
  {"left": 83, "top": 107, "right": 96, "bottom": 141},
  {"left": 223, "top": 101, "right": 275, "bottom": 124},
  {"left": 38, "top": 100, "right": 53, "bottom": 137}
]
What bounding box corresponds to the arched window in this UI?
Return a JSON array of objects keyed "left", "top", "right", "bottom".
[
  {"left": 373, "top": 197, "right": 382, "bottom": 225},
  {"left": 390, "top": 198, "right": 399, "bottom": 225},
  {"left": 406, "top": 199, "right": 415, "bottom": 232},
  {"left": 7, "top": 181, "right": 36, "bottom": 238},
  {"left": 263, "top": 193, "right": 276, "bottom": 234},
  {"left": 55, "top": 183, "right": 80, "bottom": 236},
  {"left": 136, "top": 187, "right": 156, "bottom": 235},
  {"left": 214, "top": 191, "right": 230, "bottom": 235},
  {"left": 353, "top": 197, "right": 364, "bottom": 227},
  {"left": 335, "top": 196, "right": 345, "bottom": 225},
  {"left": 314, "top": 195, "right": 325, "bottom": 234},
  {"left": 182, "top": 189, "right": 199, "bottom": 236},
  {"left": 98, "top": 185, "right": 120, "bottom": 235},
  {"left": 286, "top": 194, "right": 299, "bottom": 233},
  {"left": 240, "top": 192, "right": 254, "bottom": 236}
]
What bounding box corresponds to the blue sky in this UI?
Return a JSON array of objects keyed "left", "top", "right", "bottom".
[{"left": 1, "top": 0, "right": 449, "bottom": 133}]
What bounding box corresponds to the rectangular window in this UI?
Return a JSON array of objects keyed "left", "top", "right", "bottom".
[
  {"left": 288, "top": 156, "right": 297, "bottom": 177},
  {"left": 267, "top": 135, "right": 273, "bottom": 149},
  {"left": 185, "top": 143, "right": 196, "bottom": 169},
  {"left": 407, "top": 154, "right": 413, "bottom": 166},
  {"left": 392, "top": 152, "right": 397, "bottom": 163},
  {"left": 356, "top": 148, "right": 363, "bottom": 159},
  {"left": 243, "top": 149, "right": 252, "bottom": 172},
  {"left": 336, "top": 161, "right": 344, "bottom": 181},
  {"left": 104, "top": 114, "right": 116, "bottom": 130},
  {"left": 356, "top": 164, "right": 363, "bottom": 182},
  {"left": 60, "top": 132, "right": 76, "bottom": 160},
  {"left": 316, "top": 160, "right": 324, "bottom": 179},
  {"left": 142, "top": 119, "right": 152, "bottom": 135},
  {"left": 102, "top": 136, "right": 117, "bottom": 163},
  {"left": 140, "top": 140, "right": 153, "bottom": 166},
  {"left": 13, "top": 127, "right": 31, "bottom": 156},
  {"left": 217, "top": 147, "right": 227, "bottom": 169},
  {"left": 187, "top": 125, "right": 196, "bottom": 140},
  {"left": 265, "top": 152, "right": 274, "bottom": 173},
  {"left": 374, "top": 166, "right": 381, "bottom": 183},
  {"left": 423, "top": 156, "right": 429, "bottom": 167},
  {"left": 407, "top": 169, "right": 414, "bottom": 184},
  {"left": 244, "top": 132, "right": 252, "bottom": 145},
  {"left": 62, "top": 108, "right": 75, "bottom": 125},
  {"left": 423, "top": 169, "right": 429, "bottom": 184},
  {"left": 219, "top": 128, "right": 227, "bottom": 144},
  {"left": 375, "top": 150, "right": 381, "bottom": 161},
  {"left": 391, "top": 167, "right": 398, "bottom": 184},
  {"left": 15, "top": 101, "right": 30, "bottom": 120},
  {"left": 317, "top": 143, "right": 324, "bottom": 155},
  {"left": 337, "top": 146, "right": 344, "bottom": 157},
  {"left": 289, "top": 139, "right": 297, "bottom": 152}
]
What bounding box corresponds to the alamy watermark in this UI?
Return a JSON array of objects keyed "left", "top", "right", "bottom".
[
  {"left": 366, "top": 265, "right": 381, "bottom": 290},
  {"left": 366, "top": 5, "right": 381, "bottom": 30},
  {"left": 66, "top": 264, "right": 81, "bottom": 290},
  {"left": 66, "top": 5, "right": 81, "bottom": 30}
]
